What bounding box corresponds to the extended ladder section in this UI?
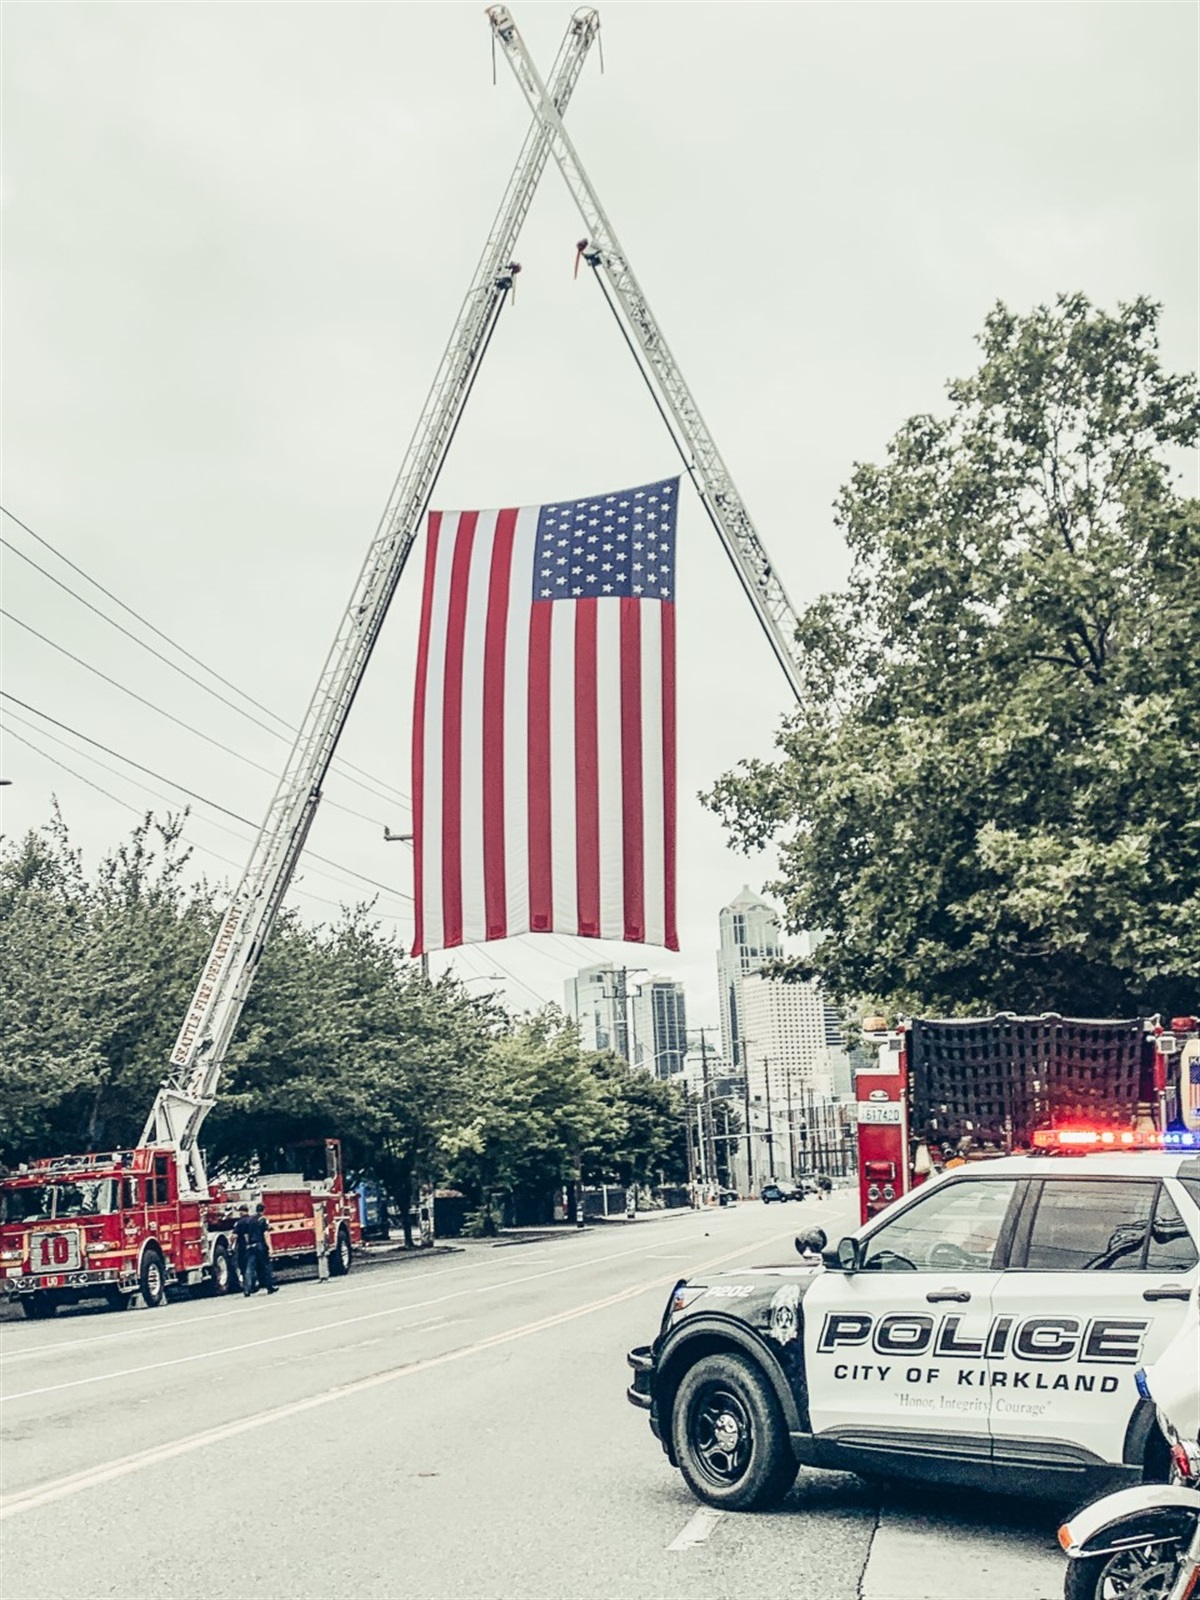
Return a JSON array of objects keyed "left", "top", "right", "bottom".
[
  {"left": 141, "top": 9, "right": 602, "bottom": 1195},
  {"left": 486, "top": 7, "right": 806, "bottom": 703}
]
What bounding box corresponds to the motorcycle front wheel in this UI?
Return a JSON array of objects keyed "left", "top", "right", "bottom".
[{"left": 1065, "top": 1528, "right": 1191, "bottom": 1599}]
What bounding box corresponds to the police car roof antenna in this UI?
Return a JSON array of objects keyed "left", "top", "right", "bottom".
[
  {"left": 138, "top": 9, "right": 603, "bottom": 1198},
  {"left": 486, "top": 7, "right": 808, "bottom": 707}
]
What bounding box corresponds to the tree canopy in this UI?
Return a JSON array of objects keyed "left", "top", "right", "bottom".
[
  {"left": 0, "top": 809, "right": 694, "bottom": 1220},
  {"left": 705, "top": 295, "right": 1200, "bottom": 1017}
]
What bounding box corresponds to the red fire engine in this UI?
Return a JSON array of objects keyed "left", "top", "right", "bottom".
[
  {"left": 1, "top": 1139, "right": 361, "bottom": 1317},
  {"left": 854, "top": 1013, "right": 1200, "bottom": 1225}
]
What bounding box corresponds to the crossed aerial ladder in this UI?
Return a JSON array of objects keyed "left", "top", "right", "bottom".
[{"left": 146, "top": 7, "right": 807, "bottom": 1193}]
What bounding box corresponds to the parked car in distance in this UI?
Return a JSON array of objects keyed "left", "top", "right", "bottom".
[{"left": 759, "top": 1184, "right": 786, "bottom": 1204}]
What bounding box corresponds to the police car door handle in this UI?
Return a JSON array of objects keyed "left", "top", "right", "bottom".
[
  {"left": 926, "top": 1288, "right": 971, "bottom": 1303},
  {"left": 1142, "top": 1286, "right": 1192, "bottom": 1302}
]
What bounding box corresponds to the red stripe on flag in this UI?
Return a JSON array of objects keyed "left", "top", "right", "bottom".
[
  {"left": 482, "top": 509, "right": 517, "bottom": 940},
  {"left": 661, "top": 603, "right": 678, "bottom": 951},
  {"left": 527, "top": 601, "right": 553, "bottom": 931},
  {"left": 619, "top": 598, "right": 645, "bottom": 942},
  {"left": 410, "top": 511, "right": 442, "bottom": 957},
  {"left": 574, "top": 599, "right": 600, "bottom": 938},
  {"left": 440, "top": 512, "right": 477, "bottom": 950}
]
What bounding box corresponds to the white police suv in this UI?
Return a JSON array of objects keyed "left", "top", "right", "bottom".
[{"left": 627, "top": 1151, "right": 1200, "bottom": 1510}]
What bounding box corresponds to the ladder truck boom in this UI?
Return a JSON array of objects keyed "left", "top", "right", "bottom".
[
  {"left": 142, "top": 9, "right": 602, "bottom": 1196},
  {"left": 486, "top": 7, "right": 806, "bottom": 705}
]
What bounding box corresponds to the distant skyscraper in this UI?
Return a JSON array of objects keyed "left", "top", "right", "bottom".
[
  {"left": 716, "top": 887, "right": 783, "bottom": 1068},
  {"left": 739, "top": 971, "right": 836, "bottom": 1099},
  {"left": 564, "top": 964, "right": 629, "bottom": 1059},
  {"left": 630, "top": 978, "right": 688, "bottom": 1079}
]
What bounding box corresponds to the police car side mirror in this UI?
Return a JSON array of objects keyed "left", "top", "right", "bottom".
[
  {"left": 835, "top": 1235, "right": 863, "bottom": 1273},
  {"left": 795, "top": 1228, "right": 827, "bottom": 1258}
]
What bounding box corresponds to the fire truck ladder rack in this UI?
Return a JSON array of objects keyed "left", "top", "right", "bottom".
[
  {"left": 140, "top": 9, "right": 602, "bottom": 1197},
  {"left": 486, "top": 6, "right": 807, "bottom": 704}
]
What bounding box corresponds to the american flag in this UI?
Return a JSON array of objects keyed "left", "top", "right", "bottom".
[{"left": 411, "top": 477, "right": 679, "bottom": 956}]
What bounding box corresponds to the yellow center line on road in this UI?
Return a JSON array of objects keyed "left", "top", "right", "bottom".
[
  {"left": 0, "top": 1214, "right": 755, "bottom": 1367},
  {"left": 0, "top": 1226, "right": 801, "bottom": 1519},
  {"left": 0, "top": 1218, "right": 790, "bottom": 1401}
]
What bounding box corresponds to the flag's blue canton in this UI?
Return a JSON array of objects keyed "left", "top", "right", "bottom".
[
  {"left": 1190, "top": 1061, "right": 1200, "bottom": 1084},
  {"left": 532, "top": 477, "right": 679, "bottom": 603}
]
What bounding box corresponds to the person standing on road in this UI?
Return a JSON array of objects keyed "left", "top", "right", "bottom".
[{"left": 235, "top": 1203, "right": 277, "bottom": 1296}]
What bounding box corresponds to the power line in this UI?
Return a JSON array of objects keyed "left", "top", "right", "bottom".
[
  {"left": 0, "top": 719, "right": 395, "bottom": 920},
  {"left": 0, "top": 504, "right": 412, "bottom": 812},
  {"left": 2, "top": 607, "right": 385, "bottom": 829},
  {"left": 0, "top": 691, "right": 413, "bottom": 904},
  {"left": 1, "top": 704, "right": 411, "bottom": 918}
]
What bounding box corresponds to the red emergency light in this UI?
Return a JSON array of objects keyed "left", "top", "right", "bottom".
[{"left": 1031, "top": 1127, "right": 1200, "bottom": 1151}]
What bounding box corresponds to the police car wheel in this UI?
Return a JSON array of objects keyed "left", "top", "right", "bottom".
[
  {"left": 671, "top": 1352, "right": 796, "bottom": 1511},
  {"left": 1063, "top": 1539, "right": 1185, "bottom": 1599}
]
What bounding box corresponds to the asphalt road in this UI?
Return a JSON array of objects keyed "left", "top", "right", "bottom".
[{"left": 0, "top": 1194, "right": 1066, "bottom": 1600}]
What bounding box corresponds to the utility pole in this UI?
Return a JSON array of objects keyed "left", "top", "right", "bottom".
[
  {"left": 384, "top": 829, "right": 428, "bottom": 978},
  {"left": 742, "top": 1061, "right": 754, "bottom": 1194},
  {"left": 600, "top": 966, "right": 638, "bottom": 1063},
  {"left": 771, "top": 1056, "right": 780, "bottom": 1184},
  {"left": 695, "top": 1026, "right": 720, "bottom": 1194},
  {"left": 785, "top": 1057, "right": 797, "bottom": 1181}
]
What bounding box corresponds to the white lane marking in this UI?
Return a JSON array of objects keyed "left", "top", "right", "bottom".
[
  {"left": 0, "top": 1232, "right": 789, "bottom": 1517},
  {"left": 667, "top": 1509, "right": 725, "bottom": 1551},
  {"left": 0, "top": 1216, "right": 743, "bottom": 1367},
  {"left": 2, "top": 1222, "right": 769, "bottom": 1400}
]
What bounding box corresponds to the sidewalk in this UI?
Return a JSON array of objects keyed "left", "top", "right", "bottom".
[{"left": 361, "top": 1204, "right": 700, "bottom": 1258}]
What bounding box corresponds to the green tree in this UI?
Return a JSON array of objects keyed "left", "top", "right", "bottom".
[
  {"left": 0, "top": 809, "right": 216, "bottom": 1162},
  {"left": 583, "top": 1052, "right": 690, "bottom": 1188},
  {"left": 705, "top": 295, "right": 1200, "bottom": 1017},
  {"left": 441, "top": 1010, "right": 608, "bottom": 1221},
  {"left": 210, "top": 909, "right": 501, "bottom": 1243}
]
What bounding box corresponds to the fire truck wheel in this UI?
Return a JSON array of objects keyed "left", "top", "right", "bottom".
[
  {"left": 328, "top": 1228, "right": 353, "bottom": 1276},
  {"left": 208, "top": 1242, "right": 233, "bottom": 1296},
  {"left": 139, "top": 1248, "right": 167, "bottom": 1309},
  {"left": 22, "top": 1291, "right": 58, "bottom": 1319},
  {"left": 104, "top": 1287, "right": 135, "bottom": 1311}
]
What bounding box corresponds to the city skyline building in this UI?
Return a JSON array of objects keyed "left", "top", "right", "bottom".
[
  {"left": 563, "top": 964, "right": 629, "bottom": 1059},
  {"left": 716, "top": 886, "right": 783, "bottom": 1069},
  {"left": 629, "top": 977, "right": 688, "bottom": 1079},
  {"left": 739, "top": 970, "right": 837, "bottom": 1100}
]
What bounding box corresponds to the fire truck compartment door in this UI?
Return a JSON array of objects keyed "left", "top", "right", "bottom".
[
  {"left": 988, "top": 1175, "right": 1200, "bottom": 1469},
  {"left": 803, "top": 1175, "right": 1022, "bottom": 1463}
]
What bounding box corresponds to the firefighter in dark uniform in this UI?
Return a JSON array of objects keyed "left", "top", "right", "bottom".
[{"left": 234, "top": 1203, "right": 277, "bottom": 1295}]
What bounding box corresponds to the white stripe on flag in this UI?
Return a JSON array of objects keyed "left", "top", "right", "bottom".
[
  {"left": 419, "top": 518, "right": 457, "bottom": 955},
  {"left": 548, "top": 600, "right": 577, "bottom": 933},
  {"left": 503, "top": 507, "right": 538, "bottom": 937},
  {"left": 458, "top": 511, "right": 496, "bottom": 947},
  {"left": 640, "top": 602, "right": 665, "bottom": 948},
  {"left": 595, "top": 600, "right": 624, "bottom": 940}
]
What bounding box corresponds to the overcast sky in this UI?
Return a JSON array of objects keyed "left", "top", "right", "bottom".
[{"left": 3, "top": 2, "right": 1196, "bottom": 1035}]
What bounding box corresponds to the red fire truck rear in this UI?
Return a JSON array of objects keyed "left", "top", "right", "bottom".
[
  {"left": 0, "top": 1139, "right": 361, "bottom": 1317},
  {"left": 855, "top": 1012, "right": 1200, "bottom": 1225}
]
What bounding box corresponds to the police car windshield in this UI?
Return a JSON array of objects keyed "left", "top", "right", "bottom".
[
  {"left": 861, "top": 1178, "right": 1017, "bottom": 1272},
  {"left": 0, "top": 1181, "right": 113, "bottom": 1222}
]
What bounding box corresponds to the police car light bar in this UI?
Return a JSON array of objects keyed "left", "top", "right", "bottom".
[{"left": 1031, "top": 1127, "right": 1200, "bottom": 1150}]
